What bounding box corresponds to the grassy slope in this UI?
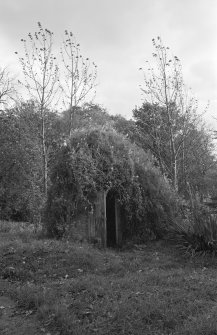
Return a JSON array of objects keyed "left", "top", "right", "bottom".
[{"left": 1, "top": 222, "right": 217, "bottom": 334}]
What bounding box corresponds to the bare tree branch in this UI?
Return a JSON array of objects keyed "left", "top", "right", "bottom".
[
  {"left": 60, "top": 30, "right": 97, "bottom": 136},
  {"left": 0, "top": 67, "right": 17, "bottom": 111}
]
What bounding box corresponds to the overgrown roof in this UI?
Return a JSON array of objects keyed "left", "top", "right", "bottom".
[{"left": 45, "top": 126, "right": 177, "bottom": 239}]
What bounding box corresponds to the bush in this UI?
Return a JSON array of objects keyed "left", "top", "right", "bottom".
[
  {"left": 44, "top": 126, "right": 177, "bottom": 240},
  {"left": 0, "top": 106, "right": 44, "bottom": 224},
  {"left": 168, "top": 199, "right": 217, "bottom": 256}
]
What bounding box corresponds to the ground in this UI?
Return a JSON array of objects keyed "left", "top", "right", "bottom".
[
  {"left": 0, "top": 289, "right": 44, "bottom": 335},
  {"left": 1, "top": 221, "right": 217, "bottom": 334}
]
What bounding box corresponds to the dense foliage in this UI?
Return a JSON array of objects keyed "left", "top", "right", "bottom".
[
  {"left": 133, "top": 103, "right": 216, "bottom": 198},
  {"left": 45, "top": 127, "right": 177, "bottom": 239},
  {"left": 0, "top": 104, "right": 42, "bottom": 222},
  {"left": 0, "top": 101, "right": 64, "bottom": 222},
  {"left": 168, "top": 199, "right": 217, "bottom": 256}
]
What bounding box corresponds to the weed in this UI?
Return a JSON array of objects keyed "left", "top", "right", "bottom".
[
  {"left": 2, "top": 230, "right": 217, "bottom": 334},
  {"left": 9, "top": 283, "right": 57, "bottom": 310}
]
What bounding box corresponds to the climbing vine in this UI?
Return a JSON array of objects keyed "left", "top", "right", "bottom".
[{"left": 44, "top": 126, "right": 177, "bottom": 239}]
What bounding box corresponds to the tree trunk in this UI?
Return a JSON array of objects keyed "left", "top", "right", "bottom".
[
  {"left": 173, "top": 155, "right": 178, "bottom": 191},
  {"left": 169, "top": 132, "right": 178, "bottom": 191},
  {"left": 166, "top": 105, "right": 178, "bottom": 192},
  {"left": 41, "top": 110, "right": 48, "bottom": 196}
]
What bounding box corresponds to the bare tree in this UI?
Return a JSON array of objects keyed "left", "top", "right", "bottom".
[
  {"left": 139, "top": 37, "right": 202, "bottom": 191},
  {"left": 60, "top": 30, "right": 97, "bottom": 136},
  {"left": 0, "top": 67, "right": 17, "bottom": 110},
  {"left": 17, "top": 22, "right": 59, "bottom": 196}
]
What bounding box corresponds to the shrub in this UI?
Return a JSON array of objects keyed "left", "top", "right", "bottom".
[
  {"left": 44, "top": 126, "right": 177, "bottom": 240},
  {"left": 168, "top": 199, "right": 217, "bottom": 256}
]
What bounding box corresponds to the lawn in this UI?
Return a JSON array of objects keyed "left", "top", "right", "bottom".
[{"left": 1, "top": 221, "right": 217, "bottom": 335}]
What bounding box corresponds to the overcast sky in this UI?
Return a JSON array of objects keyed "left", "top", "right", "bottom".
[{"left": 0, "top": 0, "right": 216, "bottom": 123}]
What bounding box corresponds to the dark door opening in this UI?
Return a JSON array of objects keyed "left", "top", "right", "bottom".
[{"left": 106, "top": 191, "right": 116, "bottom": 247}]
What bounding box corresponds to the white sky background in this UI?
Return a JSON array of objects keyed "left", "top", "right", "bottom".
[{"left": 0, "top": 0, "right": 216, "bottom": 126}]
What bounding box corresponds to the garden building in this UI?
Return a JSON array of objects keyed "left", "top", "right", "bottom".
[{"left": 45, "top": 127, "right": 175, "bottom": 245}]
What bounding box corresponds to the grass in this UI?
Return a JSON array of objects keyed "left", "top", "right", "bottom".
[{"left": 1, "top": 221, "right": 217, "bottom": 334}]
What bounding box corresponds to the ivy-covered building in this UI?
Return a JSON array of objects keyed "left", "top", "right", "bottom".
[{"left": 45, "top": 127, "right": 176, "bottom": 245}]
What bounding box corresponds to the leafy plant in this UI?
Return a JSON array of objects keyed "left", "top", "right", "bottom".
[
  {"left": 168, "top": 199, "right": 217, "bottom": 256},
  {"left": 44, "top": 126, "right": 177, "bottom": 240}
]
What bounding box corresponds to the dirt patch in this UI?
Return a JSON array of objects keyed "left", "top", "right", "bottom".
[{"left": 0, "top": 289, "right": 44, "bottom": 335}]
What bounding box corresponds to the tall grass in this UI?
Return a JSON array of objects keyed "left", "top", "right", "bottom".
[
  {"left": 168, "top": 199, "right": 217, "bottom": 256},
  {"left": 0, "top": 220, "right": 43, "bottom": 241}
]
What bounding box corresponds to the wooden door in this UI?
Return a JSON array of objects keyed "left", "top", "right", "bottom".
[
  {"left": 115, "top": 199, "right": 122, "bottom": 246},
  {"left": 88, "top": 191, "right": 106, "bottom": 247}
]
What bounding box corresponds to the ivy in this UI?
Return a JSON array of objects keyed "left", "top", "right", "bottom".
[{"left": 45, "top": 126, "right": 177, "bottom": 240}]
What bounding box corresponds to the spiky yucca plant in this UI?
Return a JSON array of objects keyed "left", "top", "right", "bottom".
[{"left": 168, "top": 201, "right": 217, "bottom": 256}]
